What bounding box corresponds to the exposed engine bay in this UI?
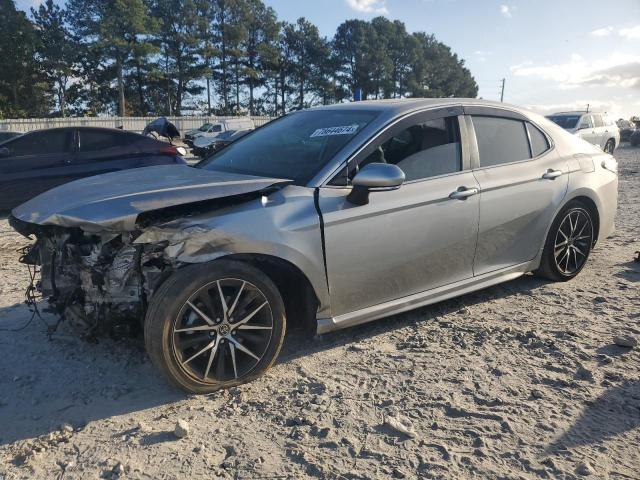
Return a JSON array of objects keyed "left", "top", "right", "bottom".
[{"left": 13, "top": 221, "right": 176, "bottom": 337}]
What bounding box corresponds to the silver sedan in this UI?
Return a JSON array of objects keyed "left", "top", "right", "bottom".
[{"left": 11, "top": 99, "right": 618, "bottom": 393}]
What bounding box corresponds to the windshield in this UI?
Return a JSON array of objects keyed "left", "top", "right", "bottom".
[
  {"left": 198, "top": 109, "right": 379, "bottom": 184},
  {"left": 198, "top": 124, "right": 213, "bottom": 132},
  {"left": 547, "top": 115, "right": 581, "bottom": 129}
]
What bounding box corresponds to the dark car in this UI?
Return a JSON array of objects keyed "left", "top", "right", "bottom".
[
  {"left": 630, "top": 129, "right": 640, "bottom": 147},
  {"left": 0, "top": 131, "right": 21, "bottom": 143},
  {"left": 0, "top": 127, "right": 187, "bottom": 210},
  {"left": 617, "top": 120, "right": 636, "bottom": 142}
]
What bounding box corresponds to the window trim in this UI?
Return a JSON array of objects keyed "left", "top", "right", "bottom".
[
  {"left": 467, "top": 114, "right": 555, "bottom": 171},
  {"left": 322, "top": 107, "right": 470, "bottom": 188}
]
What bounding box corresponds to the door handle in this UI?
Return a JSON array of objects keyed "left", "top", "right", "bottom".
[
  {"left": 542, "top": 169, "right": 563, "bottom": 180},
  {"left": 449, "top": 187, "right": 479, "bottom": 200}
]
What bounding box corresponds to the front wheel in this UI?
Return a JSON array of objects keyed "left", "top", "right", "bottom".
[
  {"left": 534, "top": 201, "right": 595, "bottom": 281},
  {"left": 604, "top": 139, "right": 615, "bottom": 154},
  {"left": 144, "top": 260, "right": 286, "bottom": 394}
]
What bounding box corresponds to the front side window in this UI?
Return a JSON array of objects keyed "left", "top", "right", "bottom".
[
  {"left": 357, "top": 117, "right": 461, "bottom": 182},
  {"left": 581, "top": 115, "right": 595, "bottom": 129},
  {"left": 5, "top": 130, "right": 71, "bottom": 156},
  {"left": 592, "top": 114, "right": 604, "bottom": 128},
  {"left": 472, "top": 116, "right": 531, "bottom": 167},
  {"left": 199, "top": 110, "right": 379, "bottom": 184}
]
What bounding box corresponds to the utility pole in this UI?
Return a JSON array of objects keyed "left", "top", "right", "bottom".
[{"left": 500, "top": 78, "right": 505, "bottom": 102}]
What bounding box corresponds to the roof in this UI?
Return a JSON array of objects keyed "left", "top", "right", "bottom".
[{"left": 308, "top": 98, "right": 541, "bottom": 125}]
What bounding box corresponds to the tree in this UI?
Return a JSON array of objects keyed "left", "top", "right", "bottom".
[
  {"left": 332, "top": 19, "right": 374, "bottom": 100},
  {"left": 241, "top": 0, "right": 278, "bottom": 115},
  {"left": 31, "top": 0, "right": 78, "bottom": 117},
  {"left": 195, "top": 0, "right": 219, "bottom": 114},
  {"left": 282, "top": 18, "right": 329, "bottom": 110},
  {"left": 67, "top": 0, "right": 155, "bottom": 116},
  {"left": 149, "top": 0, "right": 203, "bottom": 115},
  {"left": 0, "top": 0, "right": 50, "bottom": 117}
]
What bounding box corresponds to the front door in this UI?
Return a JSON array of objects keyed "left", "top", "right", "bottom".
[
  {"left": 0, "top": 129, "right": 76, "bottom": 210},
  {"left": 319, "top": 110, "right": 480, "bottom": 317}
]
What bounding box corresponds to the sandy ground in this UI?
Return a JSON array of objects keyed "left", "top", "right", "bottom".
[{"left": 0, "top": 148, "right": 638, "bottom": 480}]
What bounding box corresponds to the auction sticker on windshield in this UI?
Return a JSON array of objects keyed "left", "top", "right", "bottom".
[{"left": 310, "top": 125, "right": 359, "bottom": 138}]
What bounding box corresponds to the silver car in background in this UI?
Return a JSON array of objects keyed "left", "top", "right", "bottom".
[
  {"left": 547, "top": 111, "right": 620, "bottom": 154},
  {"left": 10, "top": 99, "right": 618, "bottom": 393}
]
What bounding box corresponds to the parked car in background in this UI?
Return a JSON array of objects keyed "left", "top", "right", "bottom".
[
  {"left": 0, "top": 131, "right": 21, "bottom": 144},
  {"left": 184, "top": 118, "right": 255, "bottom": 145},
  {"left": 192, "top": 128, "right": 252, "bottom": 158},
  {"left": 630, "top": 129, "right": 640, "bottom": 147},
  {"left": 617, "top": 119, "right": 636, "bottom": 142},
  {"left": 0, "top": 127, "right": 187, "bottom": 210},
  {"left": 547, "top": 111, "right": 619, "bottom": 153},
  {"left": 10, "top": 99, "right": 618, "bottom": 393}
]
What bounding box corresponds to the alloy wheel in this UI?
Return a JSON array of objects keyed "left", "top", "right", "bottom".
[
  {"left": 553, "top": 209, "right": 593, "bottom": 276},
  {"left": 171, "top": 278, "right": 273, "bottom": 383}
]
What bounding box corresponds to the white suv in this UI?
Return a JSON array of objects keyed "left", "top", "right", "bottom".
[{"left": 547, "top": 111, "right": 619, "bottom": 154}]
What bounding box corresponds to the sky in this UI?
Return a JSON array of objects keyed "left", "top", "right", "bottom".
[{"left": 15, "top": 0, "right": 640, "bottom": 119}]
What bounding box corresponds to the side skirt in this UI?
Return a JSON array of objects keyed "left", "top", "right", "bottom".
[{"left": 316, "top": 261, "right": 536, "bottom": 334}]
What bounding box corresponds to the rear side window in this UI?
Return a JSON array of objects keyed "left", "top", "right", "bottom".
[
  {"left": 527, "top": 123, "right": 550, "bottom": 157},
  {"left": 472, "top": 116, "right": 531, "bottom": 167},
  {"left": 6, "top": 130, "right": 71, "bottom": 156},
  {"left": 80, "top": 130, "right": 138, "bottom": 152}
]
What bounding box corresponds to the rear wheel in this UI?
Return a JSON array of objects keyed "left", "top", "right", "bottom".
[
  {"left": 534, "top": 201, "right": 594, "bottom": 281},
  {"left": 145, "top": 260, "right": 286, "bottom": 394}
]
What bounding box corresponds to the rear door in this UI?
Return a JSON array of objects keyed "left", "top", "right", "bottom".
[
  {"left": 467, "top": 109, "right": 568, "bottom": 276},
  {"left": 0, "top": 129, "right": 75, "bottom": 209}
]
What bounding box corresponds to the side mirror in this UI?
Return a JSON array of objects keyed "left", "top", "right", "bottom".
[
  {"left": 0, "top": 147, "right": 9, "bottom": 158},
  {"left": 347, "top": 162, "right": 405, "bottom": 205},
  {"left": 578, "top": 123, "right": 590, "bottom": 130}
]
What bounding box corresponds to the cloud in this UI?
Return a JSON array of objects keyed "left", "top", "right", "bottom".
[
  {"left": 619, "top": 25, "right": 640, "bottom": 40},
  {"left": 345, "top": 0, "right": 388, "bottom": 14},
  {"left": 511, "top": 53, "right": 640, "bottom": 90},
  {"left": 474, "top": 50, "right": 493, "bottom": 63},
  {"left": 500, "top": 5, "right": 513, "bottom": 18},
  {"left": 591, "top": 26, "right": 613, "bottom": 37}
]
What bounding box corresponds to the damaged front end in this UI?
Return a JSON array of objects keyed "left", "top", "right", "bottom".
[
  {"left": 9, "top": 164, "right": 292, "bottom": 337},
  {"left": 12, "top": 218, "right": 173, "bottom": 336}
]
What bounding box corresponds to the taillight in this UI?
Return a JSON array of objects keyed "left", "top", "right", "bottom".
[{"left": 159, "top": 145, "right": 179, "bottom": 155}]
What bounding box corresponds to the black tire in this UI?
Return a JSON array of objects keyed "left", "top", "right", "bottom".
[
  {"left": 145, "top": 260, "right": 286, "bottom": 394},
  {"left": 534, "top": 201, "right": 595, "bottom": 282},
  {"left": 604, "top": 139, "right": 615, "bottom": 154}
]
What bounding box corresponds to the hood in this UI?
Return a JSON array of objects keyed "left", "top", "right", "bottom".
[{"left": 12, "top": 164, "right": 290, "bottom": 233}]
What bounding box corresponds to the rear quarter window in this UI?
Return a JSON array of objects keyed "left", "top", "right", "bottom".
[{"left": 527, "top": 123, "right": 550, "bottom": 157}]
